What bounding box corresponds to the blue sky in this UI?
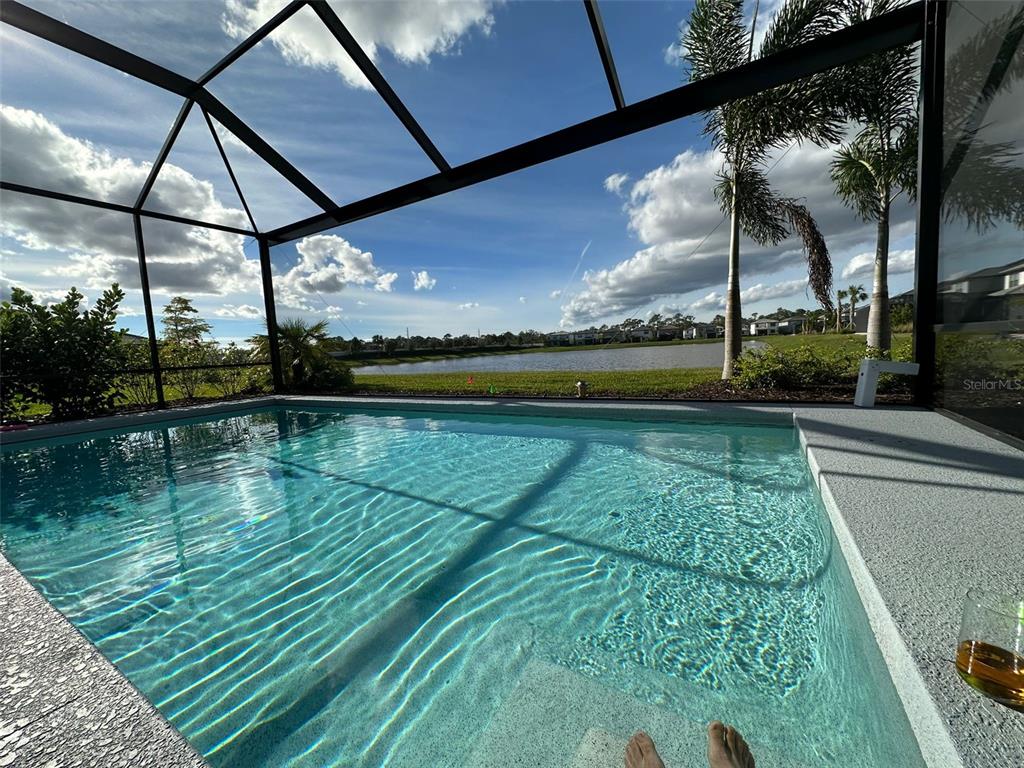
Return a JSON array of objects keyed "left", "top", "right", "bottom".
[{"left": 0, "top": 0, "right": 925, "bottom": 344}]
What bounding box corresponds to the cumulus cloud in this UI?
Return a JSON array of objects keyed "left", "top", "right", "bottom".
[
  {"left": 549, "top": 289, "right": 562, "bottom": 300},
  {"left": 603, "top": 172, "right": 630, "bottom": 196},
  {"left": 0, "top": 105, "right": 259, "bottom": 297},
  {"left": 221, "top": 0, "right": 496, "bottom": 90},
  {"left": 214, "top": 303, "right": 263, "bottom": 319},
  {"left": 457, "top": 301, "right": 479, "bottom": 310},
  {"left": 841, "top": 248, "right": 915, "bottom": 280},
  {"left": 560, "top": 141, "right": 914, "bottom": 326},
  {"left": 412, "top": 269, "right": 437, "bottom": 291},
  {"left": 277, "top": 234, "right": 397, "bottom": 310},
  {"left": 518, "top": 296, "right": 527, "bottom": 304},
  {"left": 682, "top": 279, "right": 809, "bottom": 316}
]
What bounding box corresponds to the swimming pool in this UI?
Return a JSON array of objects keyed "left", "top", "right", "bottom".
[{"left": 0, "top": 407, "right": 925, "bottom": 768}]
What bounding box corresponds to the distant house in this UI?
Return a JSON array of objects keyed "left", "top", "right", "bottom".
[
  {"left": 750, "top": 319, "right": 779, "bottom": 335},
  {"left": 684, "top": 323, "right": 717, "bottom": 339},
  {"left": 545, "top": 331, "right": 573, "bottom": 346},
  {"left": 777, "top": 317, "right": 807, "bottom": 335},
  {"left": 626, "top": 327, "right": 654, "bottom": 342},
  {"left": 937, "top": 257, "right": 1024, "bottom": 324},
  {"left": 853, "top": 290, "right": 914, "bottom": 332}
]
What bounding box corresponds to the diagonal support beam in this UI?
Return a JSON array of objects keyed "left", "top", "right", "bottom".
[
  {"left": 1, "top": 0, "right": 335, "bottom": 214},
  {"left": 309, "top": 1, "right": 450, "bottom": 173},
  {"left": 136, "top": 99, "right": 194, "bottom": 210},
  {"left": 201, "top": 106, "right": 260, "bottom": 233},
  {"left": 201, "top": 93, "right": 337, "bottom": 211},
  {"left": 198, "top": 0, "right": 306, "bottom": 86},
  {"left": 268, "top": 2, "right": 924, "bottom": 243},
  {"left": 584, "top": 0, "right": 625, "bottom": 110}
]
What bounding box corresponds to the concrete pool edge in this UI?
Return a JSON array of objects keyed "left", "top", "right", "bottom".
[
  {"left": 2, "top": 396, "right": 1021, "bottom": 767},
  {"left": 0, "top": 554, "right": 207, "bottom": 767},
  {"left": 795, "top": 418, "right": 962, "bottom": 768}
]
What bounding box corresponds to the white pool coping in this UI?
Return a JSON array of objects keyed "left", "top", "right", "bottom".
[{"left": 2, "top": 395, "right": 1022, "bottom": 767}]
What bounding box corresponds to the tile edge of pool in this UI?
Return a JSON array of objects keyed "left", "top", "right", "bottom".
[{"left": 5, "top": 396, "right": 1018, "bottom": 768}]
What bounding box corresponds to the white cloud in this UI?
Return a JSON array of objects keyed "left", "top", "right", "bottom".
[
  {"left": 277, "top": 234, "right": 397, "bottom": 310},
  {"left": 0, "top": 105, "right": 258, "bottom": 297},
  {"left": 683, "top": 279, "right": 809, "bottom": 315},
  {"left": 457, "top": 301, "right": 479, "bottom": 310},
  {"left": 518, "top": 296, "right": 527, "bottom": 304},
  {"left": 841, "top": 248, "right": 915, "bottom": 280},
  {"left": 603, "top": 172, "right": 630, "bottom": 196},
  {"left": 664, "top": 38, "right": 686, "bottom": 66},
  {"left": 549, "top": 289, "right": 562, "bottom": 300},
  {"left": 214, "top": 303, "right": 263, "bottom": 319},
  {"left": 560, "top": 141, "right": 914, "bottom": 326},
  {"left": 221, "top": 0, "right": 496, "bottom": 90},
  {"left": 412, "top": 269, "right": 437, "bottom": 291},
  {"left": 688, "top": 291, "right": 726, "bottom": 314},
  {"left": 741, "top": 278, "right": 809, "bottom": 304}
]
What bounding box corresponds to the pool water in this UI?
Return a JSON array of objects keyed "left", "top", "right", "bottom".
[{"left": 0, "top": 408, "right": 925, "bottom": 768}]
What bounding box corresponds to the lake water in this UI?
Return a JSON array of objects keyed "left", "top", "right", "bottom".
[{"left": 354, "top": 341, "right": 760, "bottom": 375}]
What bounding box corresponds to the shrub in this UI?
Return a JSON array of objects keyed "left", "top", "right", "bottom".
[
  {"left": 210, "top": 344, "right": 262, "bottom": 398},
  {"left": 117, "top": 341, "right": 159, "bottom": 406},
  {"left": 733, "top": 346, "right": 860, "bottom": 390},
  {"left": 0, "top": 285, "right": 126, "bottom": 420}
]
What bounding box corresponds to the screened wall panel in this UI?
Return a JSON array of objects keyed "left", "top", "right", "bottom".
[
  {"left": 935, "top": 0, "right": 1024, "bottom": 440},
  {"left": 139, "top": 218, "right": 270, "bottom": 402}
]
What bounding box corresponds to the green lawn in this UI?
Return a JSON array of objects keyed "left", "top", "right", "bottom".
[
  {"left": 353, "top": 368, "right": 720, "bottom": 398},
  {"left": 760, "top": 332, "right": 912, "bottom": 353}
]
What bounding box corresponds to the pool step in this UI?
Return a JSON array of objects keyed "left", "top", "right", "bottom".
[{"left": 465, "top": 658, "right": 809, "bottom": 768}]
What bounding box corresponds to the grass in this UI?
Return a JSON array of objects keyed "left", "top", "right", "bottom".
[
  {"left": 353, "top": 368, "right": 721, "bottom": 398},
  {"left": 760, "top": 332, "right": 912, "bottom": 353}
]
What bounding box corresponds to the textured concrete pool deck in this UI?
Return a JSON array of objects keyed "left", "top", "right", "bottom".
[{"left": 1, "top": 396, "right": 1022, "bottom": 767}]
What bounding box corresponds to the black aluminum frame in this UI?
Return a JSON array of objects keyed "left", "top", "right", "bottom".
[{"left": 0, "top": 0, "right": 941, "bottom": 407}]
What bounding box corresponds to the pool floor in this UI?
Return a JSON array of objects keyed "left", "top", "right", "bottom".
[{"left": 0, "top": 408, "right": 925, "bottom": 767}]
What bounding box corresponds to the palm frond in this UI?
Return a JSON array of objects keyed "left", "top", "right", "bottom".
[
  {"left": 944, "top": 4, "right": 1024, "bottom": 126},
  {"left": 683, "top": 0, "right": 748, "bottom": 151},
  {"left": 833, "top": 1, "right": 918, "bottom": 130},
  {"left": 780, "top": 200, "right": 833, "bottom": 311},
  {"left": 724, "top": 166, "right": 789, "bottom": 246},
  {"left": 943, "top": 136, "right": 1024, "bottom": 231},
  {"left": 758, "top": 0, "right": 842, "bottom": 58},
  {"left": 683, "top": 0, "right": 748, "bottom": 81},
  {"left": 831, "top": 135, "right": 883, "bottom": 221}
]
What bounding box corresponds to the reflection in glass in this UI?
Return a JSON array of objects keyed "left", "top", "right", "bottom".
[{"left": 936, "top": 1, "right": 1024, "bottom": 439}]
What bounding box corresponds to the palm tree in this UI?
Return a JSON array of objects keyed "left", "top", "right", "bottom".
[
  {"left": 834, "top": 2, "right": 1024, "bottom": 353},
  {"left": 250, "top": 317, "right": 330, "bottom": 386},
  {"left": 845, "top": 284, "right": 867, "bottom": 330},
  {"left": 831, "top": 0, "right": 918, "bottom": 353},
  {"left": 683, "top": 0, "right": 841, "bottom": 378},
  {"left": 836, "top": 289, "right": 847, "bottom": 332}
]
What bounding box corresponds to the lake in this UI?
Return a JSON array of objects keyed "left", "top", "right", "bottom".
[{"left": 353, "top": 341, "right": 761, "bottom": 375}]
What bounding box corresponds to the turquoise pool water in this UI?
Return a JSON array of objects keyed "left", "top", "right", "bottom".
[{"left": 1, "top": 408, "right": 924, "bottom": 768}]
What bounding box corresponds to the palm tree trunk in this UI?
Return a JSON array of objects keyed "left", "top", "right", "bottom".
[
  {"left": 721, "top": 183, "right": 743, "bottom": 379},
  {"left": 866, "top": 195, "right": 891, "bottom": 351},
  {"left": 835, "top": 292, "right": 842, "bottom": 332}
]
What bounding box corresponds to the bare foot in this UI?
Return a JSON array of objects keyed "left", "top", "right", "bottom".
[
  {"left": 624, "top": 731, "right": 666, "bottom": 768},
  {"left": 707, "top": 721, "right": 755, "bottom": 768}
]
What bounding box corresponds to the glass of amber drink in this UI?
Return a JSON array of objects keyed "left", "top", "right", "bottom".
[{"left": 956, "top": 589, "right": 1024, "bottom": 712}]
